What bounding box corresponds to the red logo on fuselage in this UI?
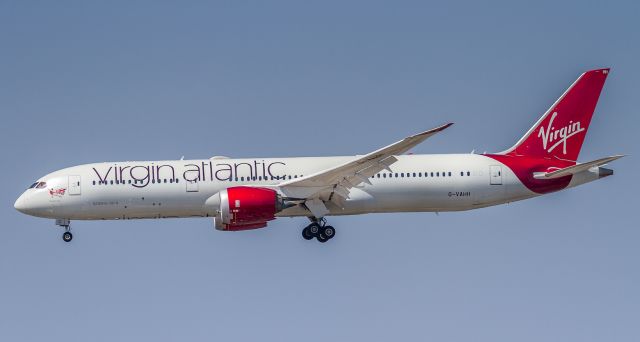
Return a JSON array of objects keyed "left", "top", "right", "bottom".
[{"left": 49, "top": 188, "right": 66, "bottom": 197}]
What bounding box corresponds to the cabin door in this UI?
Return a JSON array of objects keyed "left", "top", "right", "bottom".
[
  {"left": 186, "top": 180, "right": 199, "bottom": 192},
  {"left": 68, "top": 175, "right": 82, "bottom": 195},
  {"left": 490, "top": 165, "right": 502, "bottom": 185}
]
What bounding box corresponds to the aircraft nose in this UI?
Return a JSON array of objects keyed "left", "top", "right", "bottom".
[{"left": 14, "top": 194, "right": 30, "bottom": 214}]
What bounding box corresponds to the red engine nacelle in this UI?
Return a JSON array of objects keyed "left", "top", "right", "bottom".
[
  {"left": 222, "top": 222, "right": 268, "bottom": 231},
  {"left": 216, "top": 187, "right": 285, "bottom": 231}
]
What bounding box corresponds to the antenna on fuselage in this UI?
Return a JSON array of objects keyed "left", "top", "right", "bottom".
[{"left": 180, "top": 156, "right": 184, "bottom": 160}]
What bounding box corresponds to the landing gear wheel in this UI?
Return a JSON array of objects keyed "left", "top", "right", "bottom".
[
  {"left": 321, "top": 226, "right": 335, "bottom": 240},
  {"left": 62, "top": 231, "right": 73, "bottom": 242},
  {"left": 307, "top": 222, "right": 320, "bottom": 236},
  {"left": 302, "top": 218, "right": 335, "bottom": 243},
  {"left": 317, "top": 233, "right": 328, "bottom": 243},
  {"left": 302, "top": 227, "right": 314, "bottom": 240}
]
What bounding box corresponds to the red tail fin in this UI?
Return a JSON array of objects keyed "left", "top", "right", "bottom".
[{"left": 503, "top": 68, "right": 609, "bottom": 162}]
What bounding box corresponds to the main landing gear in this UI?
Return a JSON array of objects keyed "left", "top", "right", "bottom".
[
  {"left": 302, "top": 218, "right": 335, "bottom": 243},
  {"left": 56, "top": 219, "right": 73, "bottom": 242}
]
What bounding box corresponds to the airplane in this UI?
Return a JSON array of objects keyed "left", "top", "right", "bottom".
[{"left": 14, "top": 68, "right": 622, "bottom": 243}]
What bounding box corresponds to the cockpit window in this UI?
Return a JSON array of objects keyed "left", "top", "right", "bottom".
[
  {"left": 35, "top": 182, "right": 47, "bottom": 189},
  {"left": 28, "top": 182, "right": 38, "bottom": 189}
]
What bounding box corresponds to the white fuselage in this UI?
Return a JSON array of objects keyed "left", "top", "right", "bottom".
[{"left": 14, "top": 154, "right": 601, "bottom": 221}]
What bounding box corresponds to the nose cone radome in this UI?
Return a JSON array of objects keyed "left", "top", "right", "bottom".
[
  {"left": 14, "top": 194, "right": 29, "bottom": 214},
  {"left": 14, "top": 191, "right": 54, "bottom": 218}
]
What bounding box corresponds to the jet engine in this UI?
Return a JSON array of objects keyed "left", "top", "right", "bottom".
[{"left": 205, "top": 186, "right": 289, "bottom": 231}]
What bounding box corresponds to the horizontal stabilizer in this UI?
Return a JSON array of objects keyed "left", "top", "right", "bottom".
[{"left": 533, "top": 155, "right": 624, "bottom": 179}]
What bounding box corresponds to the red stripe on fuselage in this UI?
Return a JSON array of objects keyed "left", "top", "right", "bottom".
[{"left": 484, "top": 154, "right": 574, "bottom": 194}]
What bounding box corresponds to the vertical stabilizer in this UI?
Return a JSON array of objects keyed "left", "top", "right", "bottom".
[{"left": 502, "top": 69, "right": 609, "bottom": 162}]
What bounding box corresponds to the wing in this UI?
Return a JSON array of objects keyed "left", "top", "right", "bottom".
[{"left": 277, "top": 123, "right": 453, "bottom": 217}]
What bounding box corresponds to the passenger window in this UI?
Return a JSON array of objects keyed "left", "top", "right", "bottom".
[
  {"left": 430, "top": 172, "right": 434, "bottom": 177},
  {"left": 241, "top": 177, "right": 245, "bottom": 181},
  {"left": 448, "top": 172, "right": 452, "bottom": 177},
  {"left": 467, "top": 171, "right": 471, "bottom": 176},
  {"left": 436, "top": 172, "right": 439, "bottom": 177}
]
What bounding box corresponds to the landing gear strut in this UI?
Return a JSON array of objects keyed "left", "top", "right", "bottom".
[
  {"left": 302, "top": 218, "right": 335, "bottom": 243},
  {"left": 56, "top": 219, "right": 72, "bottom": 242}
]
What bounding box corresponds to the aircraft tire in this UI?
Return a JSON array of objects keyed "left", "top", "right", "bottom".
[
  {"left": 302, "top": 227, "right": 314, "bottom": 240},
  {"left": 307, "top": 222, "right": 321, "bottom": 235},
  {"left": 322, "top": 226, "right": 335, "bottom": 239},
  {"left": 62, "top": 232, "right": 73, "bottom": 242},
  {"left": 317, "top": 233, "right": 328, "bottom": 243}
]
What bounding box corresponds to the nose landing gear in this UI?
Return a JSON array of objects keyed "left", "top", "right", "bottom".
[
  {"left": 56, "top": 219, "right": 72, "bottom": 242},
  {"left": 302, "top": 218, "right": 335, "bottom": 243}
]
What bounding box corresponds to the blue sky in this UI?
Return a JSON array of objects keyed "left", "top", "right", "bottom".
[{"left": 1, "top": 1, "right": 638, "bottom": 341}]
